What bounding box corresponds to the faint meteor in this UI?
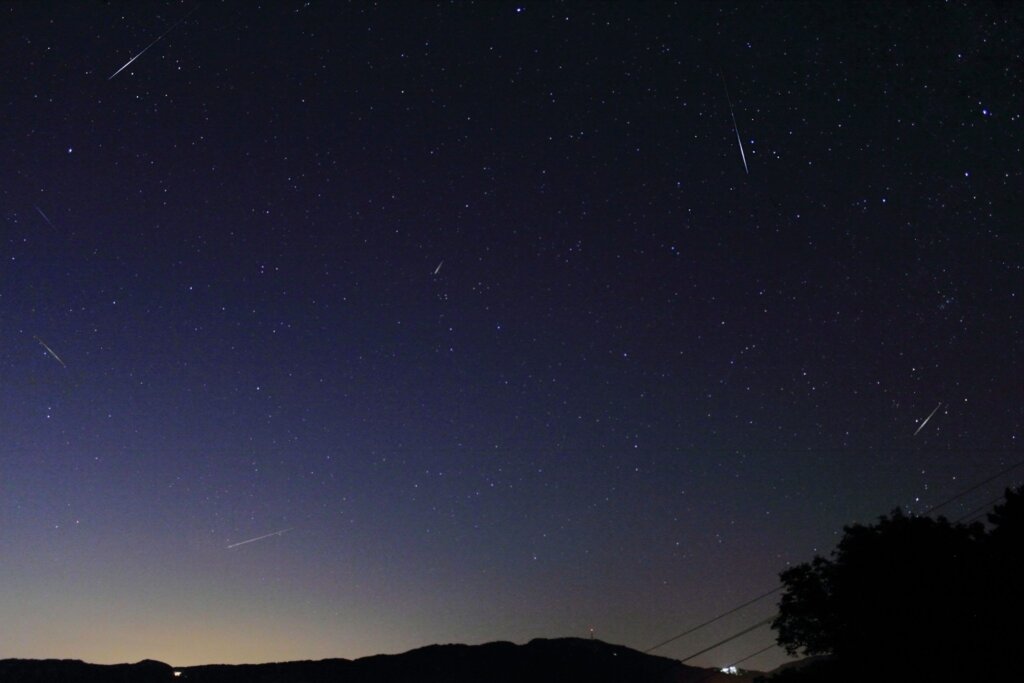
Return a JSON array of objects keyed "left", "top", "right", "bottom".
[
  {"left": 34, "top": 205, "right": 56, "bottom": 230},
  {"left": 226, "top": 527, "right": 292, "bottom": 549},
  {"left": 721, "top": 74, "right": 749, "bottom": 175},
  {"left": 433, "top": 260, "right": 444, "bottom": 275},
  {"left": 34, "top": 336, "right": 67, "bottom": 368},
  {"left": 108, "top": 5, "right": 199, "bottom": 81},
  {"left": 914, "top": 402, "right": 942, "bottom": 436}
]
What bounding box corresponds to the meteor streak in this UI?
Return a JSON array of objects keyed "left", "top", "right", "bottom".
[
  {"left": 34, "top": 336, "right": 66, "bottom": 368},
  {"left": 721, "top": 74, "right": 749, "bottom": 175},
  {"left": 226, "top": 528, "right": 292, "bottom": 549},
  {"left": 914, "top": 402, "right": 942, "bottom": 436},
  {"left": 108, "top": 6, "right": 198, "bottom": 81},
  {"left": 34, "top": 205, "right": 56, "bottom": 230},
  {"left": 433, "top": 260, "right": 444, "bottom": 275}
]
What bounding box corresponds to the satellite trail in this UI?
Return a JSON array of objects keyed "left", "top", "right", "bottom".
[
  {"left": 226, "top": 528, "right": 292, "bottom": 549},
  {"left": 108, "top": 5, "right": 199, "bottom": 81},
  {"left": 913, "top": 402, "right": 942, "bottom": 436},
  {"left": 721, "top": 74, "right": 749, "bottom": 175}
]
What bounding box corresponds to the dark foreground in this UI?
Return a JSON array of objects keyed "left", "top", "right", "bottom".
[{"left": 0, "top": 638, "right": 762, "bottom": 683}]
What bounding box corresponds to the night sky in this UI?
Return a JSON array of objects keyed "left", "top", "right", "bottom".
[{"left": 1, "top": 0, "right": 1021, "bottom": 671}]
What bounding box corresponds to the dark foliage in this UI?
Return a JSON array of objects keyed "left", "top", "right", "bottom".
[{"left": 768, "top": 486, "right": 1024, "bottom": 680}]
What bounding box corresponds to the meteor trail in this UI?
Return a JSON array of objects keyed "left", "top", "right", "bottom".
[
  {"left": 108, "top": 5, "right": 199, "bottom": 81},
  {"left": 433, "top": 260, "right": 444, "bottom": 275},
  {"left": 721, "top": 74, "right": 749, "bottom": 175},
  {"left": 226, "top": 528, "right": 292, "bottom": 549},
  {"left": 34, "top": 205, "right": 55, "bottom": 230},
  {"left": 34, "top": 336, "right": 66, "bottom": 368},
  {"left": 914, "top": 402, "right": 942, "bottom": 436}
]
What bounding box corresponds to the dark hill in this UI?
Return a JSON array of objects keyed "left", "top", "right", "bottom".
[
  {"left": 1, "top": 639, "right": 760, "bottom": 683},
  {"left": 0, "top": 658, "right": 173, "bottom": 683}
]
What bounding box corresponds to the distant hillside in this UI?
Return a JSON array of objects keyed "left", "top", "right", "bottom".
[
  {"left": 0, "top": 658, "right": 173, "bottom": 683},
  {"left": 0, "top": 638, "right": 762, "bottom": 683}
]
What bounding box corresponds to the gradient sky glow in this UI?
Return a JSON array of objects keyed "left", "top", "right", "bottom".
[{"left": 1, "top": 0, "right": 1021, "bottom": 671}]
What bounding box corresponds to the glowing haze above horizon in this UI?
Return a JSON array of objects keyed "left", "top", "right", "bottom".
[{"left": 1, "top": 0, "right": 1020, "bottom": 670}]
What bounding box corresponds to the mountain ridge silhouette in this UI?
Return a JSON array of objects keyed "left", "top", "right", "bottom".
[{"left": 0, "top": 637, "right": 765, "bottom": 683}]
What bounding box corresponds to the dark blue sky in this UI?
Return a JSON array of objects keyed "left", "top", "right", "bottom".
[{"left": 1, "top": 0, "right": 1020, "bottom": 669}]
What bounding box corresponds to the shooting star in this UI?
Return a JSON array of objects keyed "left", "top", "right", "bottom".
[
  {"left": 108, "top": 5, "right": 199, "bottom": 81},
  {"left": 34, "top": 205, "right": 56, "bottom": 230},
  {"left": 226, "top": 527, "right": 292, "bottom": 549},
  {"left": 433, "top": 260, "right": 444, "bottom": 275},
  {"left": 34, "top": 336, "right": 67, "bottom": 369},
  {"left": 913, "top": 402, "right": 942, "bottom": 436},
  {"left": 721, "top": 74, "right": 749, "bottom": 175}
]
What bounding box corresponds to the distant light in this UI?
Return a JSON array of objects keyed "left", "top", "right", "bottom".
[
  {"left": 721, "top": 666, "right": 739, "bottom": 675},
  {"left": 173, "top": 673, "right": 182, "bottom": 678}
]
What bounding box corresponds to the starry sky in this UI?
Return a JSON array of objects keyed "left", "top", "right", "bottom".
[{"left": 1, "top": 0, "right": 1021, "bottom": 671}]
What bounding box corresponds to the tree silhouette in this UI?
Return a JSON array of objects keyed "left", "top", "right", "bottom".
[
  {"left": 983, "top": 487, "right": 1024, "bottom": 667},
  {"left": 988, "top": 486, "right": 1024, "bottom": 542},
  {"left": 768, "top": 487, "right": 1023, "bottom": 680}
]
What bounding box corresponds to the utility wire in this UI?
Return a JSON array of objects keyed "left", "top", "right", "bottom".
[
  {"left": 728, "top": 642, "right": 780, "bottom": 668},
  {"left": 676, "top": 472, "right": 1017, "bottom": 674},
  {"left": 645, "top": 585, "right": 781, "bottom": 653},
  {"left": 679, "top": 616, "right": 775, "bottom": 663},
  {"left": 956, "top": 491, "right": 1010, "bottom": 525},
  {"left": 645, "top": 456, "right": 1022, "bottom": 658},
  {"left": 691, "top": 642, "right": 781, "bottom": 683},
  {"left": 923, "top": 457, "right": 1024, "bottom": 516},
  {"left": 677, "top": 473, "right": 1018, "bottom": 671}
]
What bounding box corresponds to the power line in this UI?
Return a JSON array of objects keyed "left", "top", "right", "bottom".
[
  {"left": 923, "top": 457, "right": 1024, "bottom": 516},
  {"left": 729, "top": 642, "right": 780, "bottom": 668},
  {"left": 678, "top": 616, "right": 775, "bottom": 664},
  {"left": 673, "top": 475, "right": 1018, "bottom": 674},
  {"left": 675, "top": 474, "right": 1019, "bottom": 670},
  {"left": 643, "top": 456, "right": 1019, "bottom": 659},
  {"left": 679, "top": 475, "right": 1015, "bottom": 667},
  {"left": 645, "top": 585, "right": 781, "bottom": 653},
  {"left": 691, "top": 642, "right": 781, "bottom": 683},
  {"left": 955, "top": 492, "right": 1010, "bottom": 525}
]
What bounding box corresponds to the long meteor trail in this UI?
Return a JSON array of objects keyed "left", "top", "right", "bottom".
[
  {"left": 108, "top": 5, "right": 199, "bottom": 81},
  {"left": 34, "top": 336, "right": 67, "bottom": 368},
  {"left": 226, "top": 528, "right": 292, "bottom": 549},
  {"left": 914, "top": 402, "right": 942, "bottom": 436},
  {"left": 721, "top": 74, "right": 749, "bottom": 175}
]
